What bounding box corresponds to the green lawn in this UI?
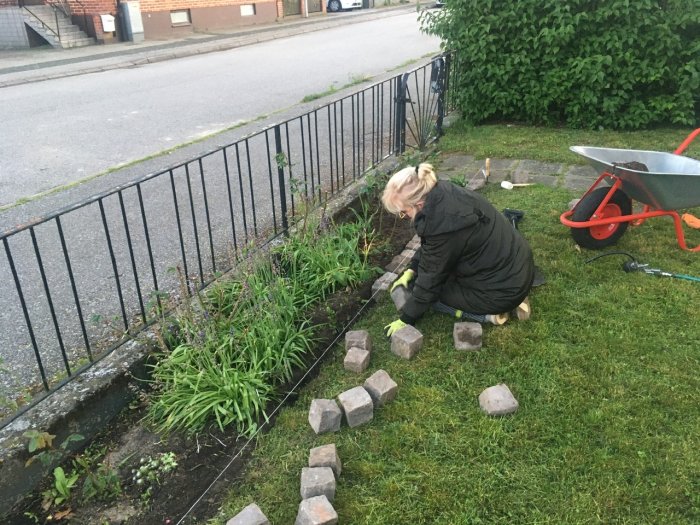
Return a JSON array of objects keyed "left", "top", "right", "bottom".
[
  {"left": 438, "top": 123, "right": 700, "bottom": 164},
  {"left": 211, "top": 125, "right": 700, "bottom": 524}
]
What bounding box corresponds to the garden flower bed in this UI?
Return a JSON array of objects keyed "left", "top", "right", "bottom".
[{"left": 10, "top": 189, "right": 416, "bottom": 525}]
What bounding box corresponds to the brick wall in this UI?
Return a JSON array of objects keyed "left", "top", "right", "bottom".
[
  {"left": 140, "top": 0, "right": 266, "bottom": 12},
  {"left": 66, "top": 0, "right": 115, "bottom": 15}
]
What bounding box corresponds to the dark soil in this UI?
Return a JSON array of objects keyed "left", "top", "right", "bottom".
[{"left": 7, "top": 204, "right": 414, "bottom": 525}]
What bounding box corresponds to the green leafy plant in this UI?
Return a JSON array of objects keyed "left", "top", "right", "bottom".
[
  {"left": 421, "top": 0, "right": 699, "bottom": 129},
  {"left": 24, "top": 431, "right": 84, "bottom": 467},
  {"left": 72, "top": 449, "right": 122, "bottom": 504},
  {"left": 148, "top": 210, "right": 378, "bottom": 436},
  {"left": 41, "top": 466, "right": 79, "bottom": 510}
]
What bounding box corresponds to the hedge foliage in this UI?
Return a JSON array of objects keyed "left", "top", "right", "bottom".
[{"left": 420, "top": 0, "right": 699, "bottom": 130}]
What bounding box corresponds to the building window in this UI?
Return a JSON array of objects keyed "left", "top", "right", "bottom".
[
  {"left": 170, "top": 9, "right": 191, "bottom": 26},
  {"left": 240, "top": 4, "right": 256, "bottom": 16}
]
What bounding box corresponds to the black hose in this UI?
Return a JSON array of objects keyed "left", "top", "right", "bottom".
[{"left": 584, "top": 251, "right": 637, "bottom": 265}]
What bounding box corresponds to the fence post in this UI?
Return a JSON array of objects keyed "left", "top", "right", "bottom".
[
  {"left": 393, "top": 73, "right": 408, "bottom": 154},
  {"left": 274, "top": 124, "right": 289, "bottom": 234},
  {"left": 432, "top": 57, "right": 446, "bottom": 139}
]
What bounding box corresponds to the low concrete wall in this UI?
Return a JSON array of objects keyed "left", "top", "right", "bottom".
[{"left": 0, "top": 334, "right": 155, "bottom": 517}]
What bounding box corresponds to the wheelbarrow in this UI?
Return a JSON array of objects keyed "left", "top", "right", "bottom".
[{"left": 560, "top": 128, "right": 700, "bottom": 252}]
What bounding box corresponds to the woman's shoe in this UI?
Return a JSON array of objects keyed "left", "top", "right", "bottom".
[
  {"left": 485, "top": 313, "right": 509, "bottom": 326},
  {"left": 512, "top": 297, "right": 531, "bottom": 321}
]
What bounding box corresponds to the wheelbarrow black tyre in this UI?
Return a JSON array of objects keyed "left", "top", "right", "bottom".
[{"left": 571, "top": 187, "right": 632, "bottom": 249}]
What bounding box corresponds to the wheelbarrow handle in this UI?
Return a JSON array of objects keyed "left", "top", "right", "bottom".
[{"left": 674, "top": 128, "right": 700, "bottom": 155}]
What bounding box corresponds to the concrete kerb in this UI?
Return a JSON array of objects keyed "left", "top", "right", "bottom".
[
  {"left": 0, "top": 334, "right": 156, "bottom": 517},
  {"left": 0, "top": 153, "right": 404, "bottom": 519}
]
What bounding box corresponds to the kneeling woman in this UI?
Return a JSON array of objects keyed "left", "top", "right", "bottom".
[{"left": 382, "top": 163, "right": 534, "bottom": 336}]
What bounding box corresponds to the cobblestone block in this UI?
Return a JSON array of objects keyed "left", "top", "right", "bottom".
[
  {"left": 300, "top": 467, "right": 336, "bottom": 502},
  {"left": 295, "top": 495, "right": 338, "bottom": 525},
  {"left": 226, "top": 503, "right": 269, "bottom": 525},
  {"left": 390, "top": 324, "right": 423, "bottom": 360},
  {"left": 309, "top": 444, "right": 341, "bottom": 478},
  {"left": 337, "top": 386, "right": 374, "bottom": 428},
  {"left": 478, "top": 384, "right": 519, "bottom": 416},
  {"left": 363, "top": 369, "right": 398, "bottom": 407},
  {"left": 406, "top": 235, "right": 421, "bottom": 250},
  {"left": 345, "top": 330, "right": 372, "bottom": 352},
  {"left": 308, "top": 399, "right": 342, "bottom": 434},
  {"left": 372, "top": 271, "right": 398, "bottom": 295},
  {"left": 390, "top": 285, "right": 411, "bottom": 312},
  {"left": 453, "top": 322, "right": 482, "bottom": 351},
  {"left": 385, "top": 253, "right": 409, "bottom": 274},
  {"left": 344, "top": 347, "right": 370, "bottom": 373}
]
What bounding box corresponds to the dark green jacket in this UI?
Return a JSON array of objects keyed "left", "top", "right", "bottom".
[{"left": 400, "top": 181, "right": 534, "bottom": 324}]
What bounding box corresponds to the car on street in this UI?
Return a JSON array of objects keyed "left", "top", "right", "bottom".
[{"left": 327, "top": 0, "right": 362, "bottom": 12}]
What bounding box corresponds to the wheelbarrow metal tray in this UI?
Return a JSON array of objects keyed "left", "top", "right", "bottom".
[{"left": 570, "top": 146, "right": 700, "bottom": 210}]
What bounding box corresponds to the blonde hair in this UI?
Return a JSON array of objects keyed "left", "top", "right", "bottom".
[{"left": 381, "top": 163, "right": 438, "bottom": 215}]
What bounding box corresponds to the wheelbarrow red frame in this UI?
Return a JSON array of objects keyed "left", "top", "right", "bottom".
[{"left": 560, "top": 128, "right": 700, "bottom": 252}]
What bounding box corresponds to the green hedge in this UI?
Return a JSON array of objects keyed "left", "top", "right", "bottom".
[{"left": 421, "top": 0, "right": 699, "bottom": 130}]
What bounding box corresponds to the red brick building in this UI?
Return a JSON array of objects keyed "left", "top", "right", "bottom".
[{"left": 1, "top": 0, "right": 325, "bottom": 48}]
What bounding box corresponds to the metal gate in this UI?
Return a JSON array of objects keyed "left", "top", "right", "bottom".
[
  {"left": 308, "top": 0, "right": 322, "bottom": 13},
  {"left": 283, "top": 0, "right": 301, "bottom": 15}
]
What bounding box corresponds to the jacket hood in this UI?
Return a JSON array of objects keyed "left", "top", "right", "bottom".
[{"left": 413, "top": 181, "right": 486, "bottom": 236}]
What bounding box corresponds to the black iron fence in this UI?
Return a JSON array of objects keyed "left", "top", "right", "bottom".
[{"left": 0, "top": 54, "right": 453, "bottom": 429}]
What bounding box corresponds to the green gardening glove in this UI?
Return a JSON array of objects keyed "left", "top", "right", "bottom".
[
  {"left": 390, "top": 269, "right": 415, "bottom": 293},
  {"left": 384, "top": 319, "right": 407, "bottom": 337}
]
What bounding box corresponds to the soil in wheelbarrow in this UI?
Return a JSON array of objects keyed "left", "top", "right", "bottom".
[
  {"left": 8, "top": 206, "right": 414, "bottom": 525},
  {"left": 612, "top": 161, "right": 649, "bottom": 172}
]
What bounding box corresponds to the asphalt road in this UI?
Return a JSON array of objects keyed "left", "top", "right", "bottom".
[
  {"left": 0, "top": 11, "right": 440, "bottom": 410},
  {"left": 0, "top": 11, "right": 440, "bottom": 209}
]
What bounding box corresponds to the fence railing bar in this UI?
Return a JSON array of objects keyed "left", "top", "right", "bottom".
[
  {"left": 332, "top": 102, "right": 340, "bottom": 189},
  {"left": 351, "top": 95, "right": 357, "bottom": 180},
  {"left": 136, "top": 183, "right": 162, "bottom": 312},
  {"left": 198, "top": 158, "right": 216, "bottom": 275},
  {"left": 284, "top": 121, "right": 296, "bottom": 217},
  {"left": 274, "top": 125, "right": 289, "bottom": 233},
  {"left": 29, "top": 227, "right": 71, "bottom": 376},
  {"left": 265, "top": 129, "right": 279, "bottom": 235},
  {"left": 118, "top": 190, "right": 147, "bottom": 324},
  {"left": 234, "top": 142, "right": 249, "bottom": 245},
  {"left": 299, "top": 117, "right": 310, "bottom": 200},
  {"left": 372, "top": 85, "right": 377, "bottom": 165},
  {"left": 244, "top": 139, "right": 258, "bottom": 237},
  {"left": 168, "top": 170, "right": 191, "bottom": 295},
  {"left": 56, "top": 216, "right": 92, "bottom": 360},
  {"left": 313, "top": 110, "right": 321, "bottom": 200},
  {"left": 306, "top": 114, "right": 316, "bottom": 199},
  {"left": 3, "top": 236, "right": 49, "bottom": 390},
  {"left": 184, "top": 164, "right": 204, "bottom": 286},
  {"left": 98, "top": 198, "right": 129, "bottom": 332},
  {"left": 336, "top": 102, "right": 345, "bottom": 186},
  {"left": 326, "top": 105, "right": 334, "bottom": 195},
  {"left": 361, "top": 90, "right": 366, "bottom": 173},
  {"left": 222, "top": 148, "right": 239, "bottom": 261}
]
